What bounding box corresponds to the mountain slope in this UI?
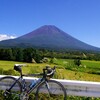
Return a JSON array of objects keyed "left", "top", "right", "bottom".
[{"left": 0, "top": 25, "right": 100, "bottom": 51}]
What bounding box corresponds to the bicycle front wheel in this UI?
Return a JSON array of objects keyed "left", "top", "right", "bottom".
[
  {"left": 35, "top": 80, "right": 67, "bottom": 100},
  {"left": 0, "top": 76, "right": 22, "bottom": 100}
]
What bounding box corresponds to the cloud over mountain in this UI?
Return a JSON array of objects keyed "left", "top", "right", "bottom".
[{"left": 0, "top": 34, "right": 16, "bottom": 41}]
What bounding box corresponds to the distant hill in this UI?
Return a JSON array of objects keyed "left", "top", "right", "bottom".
[{"left": 0, "top": 25, "right": 100, "bottom": 51}]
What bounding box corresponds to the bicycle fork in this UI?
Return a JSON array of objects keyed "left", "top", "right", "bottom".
[{"left": 45, "top": 81, "right": 52, "bottom": 96}]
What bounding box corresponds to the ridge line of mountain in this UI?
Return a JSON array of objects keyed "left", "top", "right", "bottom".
[{"left": 0, "top": 25, "right": 100, "bottom": 51}]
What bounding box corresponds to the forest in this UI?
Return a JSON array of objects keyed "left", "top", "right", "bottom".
[{"left": 0, "top": 48, "right": 100, "bottom": 63}]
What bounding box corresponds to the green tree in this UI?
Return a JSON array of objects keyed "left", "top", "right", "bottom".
[
  {"left": 16, "top": 48, "right": 23, "bottom": 62},
  {"left": 23, "top": 48, "right": 33, "bottom": 62},
  {"left": 3, "top": 49, "right": 13, "bottom": 60},
  {"left": 33, "top": 49, "right": 43, "bottom": 63},
  {"left": 74, "top": 58, "right": 81, "bottom": 66}
]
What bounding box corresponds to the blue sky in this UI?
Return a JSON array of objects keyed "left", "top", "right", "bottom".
[{"left": 0, "top": 0, "right": 100, "bottom": 47}]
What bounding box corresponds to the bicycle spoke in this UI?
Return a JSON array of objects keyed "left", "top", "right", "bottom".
[
  {"left": 0, "top": 76, "right": 22, "bottom": 100},
  {"left": 36, "top": 80, "right": 66, "bottom": 100}
]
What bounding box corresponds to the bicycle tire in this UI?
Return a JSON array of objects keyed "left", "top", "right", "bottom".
[
  {"left": 0, "top": 76, "right": 22, "bottom": 100},
  {"left": 35, "top": 80, "right": 67, "bottom": 100}
]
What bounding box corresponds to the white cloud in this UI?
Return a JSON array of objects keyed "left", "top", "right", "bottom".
[{"left": 0, "top": 34, "right": 16, "bottom": 41}]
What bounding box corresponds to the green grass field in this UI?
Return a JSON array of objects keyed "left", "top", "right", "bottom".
[
  {"left": 0, "top": 59, "right": 100, "bottom": 100},
  {"left": 0, "top": 59, "right": 100, "bottom": 82}
]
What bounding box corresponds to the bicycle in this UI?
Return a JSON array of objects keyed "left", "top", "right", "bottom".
[{"left": 0, "top": 64, "right": 67, "bottom": 100}]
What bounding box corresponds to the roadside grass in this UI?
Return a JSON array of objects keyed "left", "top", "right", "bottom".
[
  {"left": 0, "top": 59, "right": 100, "bottom": 82},
  {"left": 53, "top": 58, "right": 100, "bottom": 75},
  {"left": 49, "top": 58, "right": 100, "bottom": 81},
  {"left": 0, "top": 60, "right": 100, "bottom": 99}
]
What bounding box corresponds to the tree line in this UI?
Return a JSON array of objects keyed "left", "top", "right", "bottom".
[
  {"left": 0, "top": 48, "right": 100, "bottom": 63},
  {"left": 0, "top": 48, "right": 43, "bottom": 63}
]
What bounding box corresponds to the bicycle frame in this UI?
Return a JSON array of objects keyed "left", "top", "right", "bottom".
[
  {"left": 27, "top": 76, "right": 45, "bottom": 94},
  {"left": 7, "top": 73, "right": 49, "bottom": 96},
  {"left": 23, "top": 69, "right": 51, "bottom": 94},
  {"left": 1, "top": 66, "right": 66, "bottom": 100}
]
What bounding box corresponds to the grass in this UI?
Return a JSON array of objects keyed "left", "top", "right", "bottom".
[
  {"left": 0, "top": 59, "right": 100, "bottom": 82},
  {"left": 50, "top": 58, "right": 100, "bottom": 81},
  {"left": 0, "top": 60, "right": 100, "bottom": 100}
]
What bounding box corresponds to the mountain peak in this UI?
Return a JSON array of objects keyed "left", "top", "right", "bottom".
[
  {"left": 0, "top": 25, "right": 100, "bottom": 51},
  {"left": 35, "top": 25, "right": 63, "bottom": 34},
  {"left": 39, "top": 25, "right": 59, "bottom": 29},
  {"left": 20, "top": 25, "right": 65, "bottom": 39},
  {"left": 40, "top": 25, "right": 57, "bottom": 28}
]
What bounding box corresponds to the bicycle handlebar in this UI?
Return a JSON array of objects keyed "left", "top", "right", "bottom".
[
  {"left": 43, "top": 66, "right": 56, "bottom": 77},
  {"left": 14, "top": 64, "right": 56, "bottom": 78}
]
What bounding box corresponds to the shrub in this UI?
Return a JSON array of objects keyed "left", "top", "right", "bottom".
[{"left": 74, "top": 58, "right": 81, "bottom": 66}]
